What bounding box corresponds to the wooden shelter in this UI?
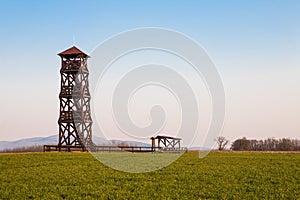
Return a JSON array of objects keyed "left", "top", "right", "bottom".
[{"left": 151, "top": 135, "right": 182, "bottom": 151}]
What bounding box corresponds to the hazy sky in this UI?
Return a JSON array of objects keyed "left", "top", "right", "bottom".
[{"left": 0, "top": 1, "right": 299, "bottom": 145}]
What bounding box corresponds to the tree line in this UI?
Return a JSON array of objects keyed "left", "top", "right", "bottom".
[
  {"left": 0, "top": 145, "right": 44, "bottom": 153},
  {"left": 231, "top": 137, "right": 300, "bottom": 151}
]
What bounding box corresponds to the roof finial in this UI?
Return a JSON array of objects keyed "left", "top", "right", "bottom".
[{"left": 72, "top": 36, "right": 75, "bottom": 46}]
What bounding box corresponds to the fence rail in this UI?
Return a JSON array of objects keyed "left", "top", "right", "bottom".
[{"left": 44, "top": 145, "right": 187, "bottom": 153}]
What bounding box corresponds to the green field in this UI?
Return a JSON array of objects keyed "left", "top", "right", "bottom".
[{"left": 0, "top": 152, "right": 299, "bottom": 199}]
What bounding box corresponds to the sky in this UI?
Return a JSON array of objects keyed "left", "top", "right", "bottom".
[{"left": 0, "top": 0, "right": 299, "bottom": 146}]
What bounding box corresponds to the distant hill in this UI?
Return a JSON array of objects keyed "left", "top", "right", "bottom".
[
  {"left": 110, "top": 139, "right": 151, "bottom": 147},
  {"left": 0, "top": 135, "right": 57, "bottom": 151},
  {"left": 0, "top": 135, "right": 213, "bottom": 151},
  {"left": 0, "top": 135, "right": 150, "bottom": 151},
  {"left": 187, "top": 147, "right": 215, "bottom": 151}
]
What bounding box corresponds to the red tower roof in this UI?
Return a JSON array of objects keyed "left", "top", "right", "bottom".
[{"left": 58, "top": 46, "right": 89, "bottom": 57}]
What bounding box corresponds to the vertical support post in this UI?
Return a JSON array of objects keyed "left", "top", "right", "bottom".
[{"left": 151, "top": 137, "right": 156, "bottom": 152}]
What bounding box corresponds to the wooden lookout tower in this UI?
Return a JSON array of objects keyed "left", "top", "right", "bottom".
[{"left": 54, "top": 46, "right": 93, "bottom": 151}]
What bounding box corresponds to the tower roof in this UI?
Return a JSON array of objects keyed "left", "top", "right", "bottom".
[{"left": 58, "top": 46, "right": 89, "bottom": 57}]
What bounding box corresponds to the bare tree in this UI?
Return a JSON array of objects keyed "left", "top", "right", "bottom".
[{"left": 215, "top": 136, "right": 229, "bottom": 150}]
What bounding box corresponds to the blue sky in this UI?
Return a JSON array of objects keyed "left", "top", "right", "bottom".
[{"left": 0, "top": 0, "right": 299, "bottom": 143}]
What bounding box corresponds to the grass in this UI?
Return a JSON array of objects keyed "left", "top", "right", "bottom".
[{"left": 0, "top": 151, "right": 299, "bottom": 199}]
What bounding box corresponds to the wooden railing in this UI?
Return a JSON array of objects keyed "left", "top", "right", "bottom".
[{"left": 44, "top": 145, "right": 187, "bottom": 153}]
